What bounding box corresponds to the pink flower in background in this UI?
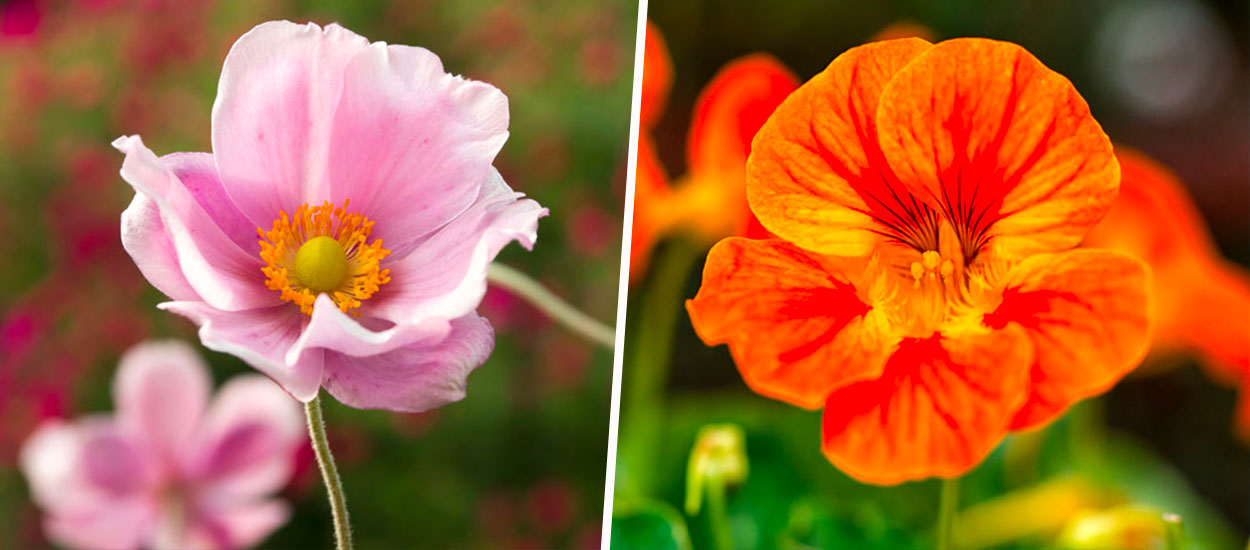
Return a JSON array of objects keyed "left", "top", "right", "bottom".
[
  {"left": 19, "top": 341, "right": 303, "bottom": 550},
  {"left": 115, "top": 21, "right": 545, "bottom": 411}
]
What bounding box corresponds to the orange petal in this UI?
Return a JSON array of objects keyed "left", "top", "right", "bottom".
[
  {"left": 641, "top": 21, "right": 672, "bottom": 130},
  {"left": 687, "top": 238, "right": 894, "bottom": 409},
  {"left": 869, "top": 21, "right": 938, "bottom": 43},
  {"left": 687, "top": 54, "right": 798, "bottom": 179},
  {"left": 676, "top": 55, "right": 797, "bottom": 241},
  {"left": 629, "top": 134, "right": 672, "bottom": 281},
  {"left": 821, "top": 329, "right": 1032, "bottom": 484},
  {"left": 983, "top": 249, "right": 1151, "bottom": 431},
  {"left": 746, "top": 37, "right": 934, "bottom": 256},
  {"left": 875, "top": 38, "right": 1118, "bottom": 261},
  {"left": 1085, "top": 148, "right": 1250, "bottom": 383}
]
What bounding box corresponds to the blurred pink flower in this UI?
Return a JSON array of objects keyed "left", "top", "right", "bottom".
[
  {"left": 114, "top": 21, "right": 545, "bottom": 411},
  {"left": 19, "top": 341, "right": 304, "bottom": 550}
]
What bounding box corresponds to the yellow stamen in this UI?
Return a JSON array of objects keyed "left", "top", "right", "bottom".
[{"left": 258, "top": 200, "right": 391, "bottom": 316}]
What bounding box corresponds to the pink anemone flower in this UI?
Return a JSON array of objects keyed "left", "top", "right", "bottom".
[
  {"left": 19, "top": 341, "right": 304, "bottom": 550},
  {"left": 114, "top": 21, "right": 545, "bottom": 411}
]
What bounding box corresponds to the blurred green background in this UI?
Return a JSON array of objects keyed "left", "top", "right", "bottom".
[
  {"left": 0, "top": 0, "right": 634, "bottom": 548},
  {"left": 617, "top": 0, "right": 1249, "bottom": 549}
]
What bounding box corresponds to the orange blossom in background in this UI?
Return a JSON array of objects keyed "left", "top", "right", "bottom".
[
  {"left": 688, "top": 37, "right": 1152, "bottom": 484},
  {"left": 1086, "top": 147, "right": 1250, "bottom": 438},
  {"left": 630, "top": 22, "right": 797, "bottom": 280}
]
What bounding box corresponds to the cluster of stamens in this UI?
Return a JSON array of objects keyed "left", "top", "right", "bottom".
[
  {"left": 258, "top": 200, "right": 391, "bottom": 316},
  {"left": 909, "top": 250, "right": 955, "bottom": 288}
]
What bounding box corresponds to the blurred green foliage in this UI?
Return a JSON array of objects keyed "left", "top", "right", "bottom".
[{"left": 0, "top": 0, "right": 634, "bottom": 548}]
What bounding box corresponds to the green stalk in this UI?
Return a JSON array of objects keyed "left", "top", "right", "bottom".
[
  {"left": 936, "top": 476, "right": 960, "bottom": 550},
  {"left": 305, "top": 394, "right": 353, "bottom": 550},
  {"left": 487, "top": 263, "right": 615, "bottom": 348}
]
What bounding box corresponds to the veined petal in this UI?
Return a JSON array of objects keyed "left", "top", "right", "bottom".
[
  {"left": 327, "top": 42, "right": 509, "bottom": 253},
  {"left": 158, "top": 301, "right": 324, "bottom": 402},
  {"left": 983, "top": 249, "right": 1151, "bottom": 430},
  {"left": 320, "top": 313, "right": 495, "bottom": 412},
  {"left": 875, "top": 38, "right": 1118, "bottom": 261},
  {"left": 120, "top": 192, "right": 199, "bottom": 302},
  {"left": 113, "top": 341, "right": 211, "bottom": 461},
  {"left": 114, "top": 136, "right": 277, "bottom": 311},
  {"left": 687, "top": 238, "right": 894, "bottom": 409},
  {"left": 367, "top": 168, "right": 545, "bottom": 326},
  {"left": 192, "top": 375, "right": 303, "bottom": 500},
  {"left": 211, "top": 21, "right": 370, "bottom": 226},
  {"left": 821, "top": 329, "right": 1032, "bottom": 484},
  {"left": 746, "top": 38, "right": 934, "bottom": 256}
]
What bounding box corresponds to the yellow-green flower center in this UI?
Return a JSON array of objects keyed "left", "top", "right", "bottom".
[{"left": 294, "top": 236, "right": 349, "bottom": 292}]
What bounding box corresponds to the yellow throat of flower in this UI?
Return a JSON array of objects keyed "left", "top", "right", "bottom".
[{"left": 258, "top": 200, "right": 391, "bottom": 316}]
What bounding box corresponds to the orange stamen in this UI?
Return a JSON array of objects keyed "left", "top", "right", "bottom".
[{"left": 257, "top": 200, "right": 391, "bottom": 316}]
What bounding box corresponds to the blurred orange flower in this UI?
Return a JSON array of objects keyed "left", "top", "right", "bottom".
[
  {"left": 688, "top": 38, "right": 1151, "bottom": 484},
  {"left": 629, "top": 22, "right": 797, "bottom": 280},
  {"left": 1085, "top": 147, "right": 1250, "bottom": 437}
]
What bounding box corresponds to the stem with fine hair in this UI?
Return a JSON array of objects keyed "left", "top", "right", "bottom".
[
  {"left": 487, "top": 262, "right": 615, "bottom": 348},
  {"left": 305, "top": 394, "right": 353, "bottom": 550},
  {"left": 936, "top": 476, "right": 960, "bottom": 550}
]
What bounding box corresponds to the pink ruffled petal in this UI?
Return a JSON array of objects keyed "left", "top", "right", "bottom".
[
  {"left": 286, "top": 294, "right": 451, "bottom": 366},
  {"left": 211, "top": 21, "right": 369, "bottom": 225},
  {"left": 163, "top": 152, "right": 258, "bottom": 253},
  {"left": 191, "top": 375, "right": 303, "bottom": 499},
  {"left": 120, "top": 192, "right": 199, "bottom": 302},
  {"left": 113, "top": 341, "right": 210, "bottom": 462},
  {"left": 368, "top": 168, "right": 546, "bottom": 326},
  {"left": 158, "top": 301, "right": 324, "bottom": 402},
  {"left": 114, "top": 135, "right": 276, "bottom": 311},
  {"left": 327, "top": 42, "right": 509, "bottom": 252},
  {"left": 321, "top": 313, "right": 495, "bottom": 412}
]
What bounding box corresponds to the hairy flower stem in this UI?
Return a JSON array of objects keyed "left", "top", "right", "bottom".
[
  {"left": 936, "top": 476, "right": 960, "bottom": 550},
  {"left": 305, "top": 394, "right": 353, "bottom": 550},
  {"left": 487, "top": 263, "right": 615, "bottom": 348}
]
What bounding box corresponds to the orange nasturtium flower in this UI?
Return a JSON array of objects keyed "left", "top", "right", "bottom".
[
  {"left": 687, "top": 37, "right": 1152, "bottom": 484},
  {"left": 1085, "top": 148, "right": 1250, "bottom": 437},
  {"left": 629, "top": 22, "right": 797, "bottom": 280}
]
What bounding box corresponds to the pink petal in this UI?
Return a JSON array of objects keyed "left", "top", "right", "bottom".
[
  {"left": 368, "top": 168, "right": 546, "bottom": 326},
  {"left": 321, "top": 313, "right": 495, "bottom": 412},
  {"left": 326, "top": 42, "right": 509, "bottom": 252},
  {"left": 20, "top": 419, "right": 159, "bottom": 550},
  {"left": 286, "top": 294, "right": 452, "bottom": 365},
  {"left": 186, "top": 499, "right": 291, "bottom": 550},
  {"left": 114, "top": 135, "right": 276, "bottom": 311},
  {"left": 191, "top": 375, "right": 303, "bottom": 499},
  {"left": 44, "top": 499, "right": 154, "bottom": 550},
  {"left": 113, "top": 341, "right": 211, "bottom": 462},
  {"left": 211, "top": 21, "right": 369, "bottom": 225},
  {"left": 158, "top": 301, "right": 324, "bottom": 402},
  {"left": 120, "top": 192, "right": 199, "bottom": 302}
]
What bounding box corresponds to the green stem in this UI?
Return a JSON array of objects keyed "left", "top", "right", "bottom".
[
  {"left": 936, "top": 476, "right": 960, "bottom": 550},
  {"left": 619, "top": 240, "right": 700, "bottom": 496},
  {"left": 305, "top": 394, "right": 353, "bottom": 550},
  {"left": 487, "top": 263, "right": 615, "bottom": 348},
  {"left": 706, "top": 476, "right": 733, "bottom": 550}
]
